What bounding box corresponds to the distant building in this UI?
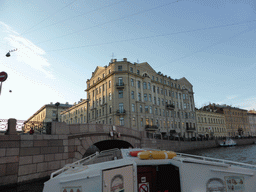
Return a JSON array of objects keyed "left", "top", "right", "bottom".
[
  {"left": 248, "top": 110, "right": 256, "bottom": 136},
  {"left": 61, "top": 99, "right": 88, "bottom": 124},
  {"left": 201, "top": 104, "right": 249, "bottom": 137},
  {"left": 61, "top": 58, "right": 197, "bottom": 139},
  {"left": 24, "top": 102, "right": 72, "bottom": 133},
  {"left": 196, "top": 109, "right": 227, "bottom": 138}
]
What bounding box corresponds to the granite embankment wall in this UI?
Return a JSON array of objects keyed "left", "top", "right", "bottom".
[{"left": 0, "top": 134, "right": 71, "bottom": 187}]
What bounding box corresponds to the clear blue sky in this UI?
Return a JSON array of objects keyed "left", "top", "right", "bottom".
[{"left": 0, "top": 0, "right": 256, "bottom": 120}]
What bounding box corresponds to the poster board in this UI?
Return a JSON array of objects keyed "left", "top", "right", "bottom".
[{"left": 102, "top": 164, "right": 134, "bottom": 192}]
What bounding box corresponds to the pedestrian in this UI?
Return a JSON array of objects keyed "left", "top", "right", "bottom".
[{"left": 29, "top": 128, "right": 34, "bottom": 135}]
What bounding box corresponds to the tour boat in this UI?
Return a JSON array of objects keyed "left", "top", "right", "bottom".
[
  {"left": 220, "top": 138, "right": 237, "bottom": 147},
  {"left": 43, "top": 148, "right": 256, "bottom": 192}
]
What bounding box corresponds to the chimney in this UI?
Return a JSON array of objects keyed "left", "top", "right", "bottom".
[{"left": 123, "top": 58, "right": 127, "bottom": 62}]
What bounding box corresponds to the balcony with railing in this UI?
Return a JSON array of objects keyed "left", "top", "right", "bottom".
[
  {"left": 166, "top": 104, "right": 175, "bottom": 110},
  {"left": 116, "top": 109, "right": 126, "bottom": 116},
  {"left": 145, "top": 125, "right": 158, "bottom": 131},
  {"left": 116, "top": 82, "right": 125, "bottom": 89},
  {"left": 186, "top": 125, "right": 196, "bottom": 131}
]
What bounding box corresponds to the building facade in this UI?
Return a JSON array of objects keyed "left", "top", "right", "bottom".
[
  {"left": 202, "top": 104, "right": 250, "bottom": 137},
  {"left": 248, "top": 110, "right": 256, "bottom": 136},
  {"left": 61, "top": 99, "right": 88, "bottom": 124},
  {"left": 80, "top": 58, "right": 197, "bottom": 138},
  {"left": 196, "top": 109, "right": 227, "bottom": 138},
  {"left": 24, "top": 102, "right": 72, "bottom": 133}
]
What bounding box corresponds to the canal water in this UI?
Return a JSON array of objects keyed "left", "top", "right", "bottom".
[
  {"left": 2, "top": 144, "right": 256, "bottom": 192},
  {"left": 187, "top": 144, "right": 256, "bottom": 165}
]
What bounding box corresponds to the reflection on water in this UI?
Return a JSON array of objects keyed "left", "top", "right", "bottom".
[{"left": 187, "top": 144, "right": 256, "bottom": 165}]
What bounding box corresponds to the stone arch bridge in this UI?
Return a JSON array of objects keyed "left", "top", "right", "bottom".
[{"left": 57, "top": 123, "right": 142, "bottom": 160}]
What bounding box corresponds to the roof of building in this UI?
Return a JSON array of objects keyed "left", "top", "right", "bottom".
[{"left": 61, "top": 99, "right": 87, "bottom": 114}]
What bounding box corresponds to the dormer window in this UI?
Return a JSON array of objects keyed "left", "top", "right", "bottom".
[{"left": 118, "top": 65, "right": 122, "bottom": 71}]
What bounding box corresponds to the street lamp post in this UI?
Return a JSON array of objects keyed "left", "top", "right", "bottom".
[{"left": 55, "top": 102, "right": 60, "bottom": 122}]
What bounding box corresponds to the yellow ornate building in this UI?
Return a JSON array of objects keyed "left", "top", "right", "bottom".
[
  {"left": 196, "top": 109, "right": 227, "bottom": 138},
  {"left": 61, "top": 58, "right": 197, "bottom": 139}
]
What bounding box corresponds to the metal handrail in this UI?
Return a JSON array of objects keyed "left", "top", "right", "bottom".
[
  {"left": 176, "top": 153, "right": 256, "bottom": 169},
  {"left": 50, "top": 152, "right": 99, "bottom": 178},
  {"left": 50, "top": 148, "right": 121, "bottom": 179}
]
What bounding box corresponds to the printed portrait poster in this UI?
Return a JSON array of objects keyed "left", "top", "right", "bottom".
[{"left": 102, "top": 165, "right": 134, "bottom": 192}]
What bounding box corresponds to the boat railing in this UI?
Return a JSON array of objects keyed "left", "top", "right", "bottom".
[
  {"left": 50, "top": 152, "right": 100, "bottom": 179},
  {"left": 176, "top": 153, "right": 256, "bottom": 169},
  {"left": 50, "top": 148, "right": 121, "bottom": 179}
]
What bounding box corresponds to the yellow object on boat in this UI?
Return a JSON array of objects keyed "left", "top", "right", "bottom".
[{"left": 137, "top": 150, "right": 176, "bottom": 160}]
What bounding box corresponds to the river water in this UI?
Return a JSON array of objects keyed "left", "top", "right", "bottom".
[
  {"left": 187, "top": 144, "right": 256, "bottom": 165},
  {"left": 2, "top": 144, "right": 256, "bottom": 192}
]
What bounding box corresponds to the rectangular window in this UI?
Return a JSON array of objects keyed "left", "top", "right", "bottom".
[
  {"left": 132, "top": 104, "right": 135, "bottom": 112},
  {"left": 137, "top": 70, "right": 140, "bottom": 75},
  {"left": 138, "top": 93, "right": 141, "bottom": 101},
  {"left": 130, "top": 91, "right": 134, "bottom": 99},
  {"left": 148, "top": 82, "right": 151, "bottom": 90},
  {"left": 118, "top": 65, "right": 122, "bottom": 71},
  {"left": 118, "top": 77, "right": 123, "bottom": 85},
  {"left": 144, "top": 94, "right": 148, "bottom": 101},
  {"left": 109, "top": 80, "right": 111, "bottom": 88},
  {"left": 120, "top": 117, "right": 124, "bottom": 126},
  {"left": 131, "top": 78, "right": 134, "bottom": 86},
  {"left": 119, "top": 90, "right": 123, "bottom": 98},
  {"left": 149, "top": 94, "right": 152, "bottom": 102},
  {"left": 137, "top": 81, "right": 141, "bottom": 88},
  {"left": 130, "top": 67, "right": 133, "bottom": 73},
  {"left": 109, "top": 93, "right": 112, "bottom": 100},
  {"left": 141, "top": 118, "right": 143, "bottom": 127},
  {"left": 143, "top": 82, "right": 147, "bottom": 89},
  {"left": 145, "top": 106, "right": 149, "bottom": 113}
]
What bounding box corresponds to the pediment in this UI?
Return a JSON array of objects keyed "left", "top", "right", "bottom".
[
  {"left": 91, "top": 66, "right": 105, "bottom": 78},
  {"left": 138, "top": 62, "right": 157, "bottom": 74}
]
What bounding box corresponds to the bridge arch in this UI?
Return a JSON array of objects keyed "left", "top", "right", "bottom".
[
  {"left": 70, "top": 132, "right": 141, "bottom": 161},
  {"left": 83, "top": 140, "right": 133, "bottom": 157}
]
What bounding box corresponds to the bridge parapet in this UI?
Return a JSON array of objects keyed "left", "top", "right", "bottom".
[{"left": 52, "top": 122, "right": 141, "bottom": 139}]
